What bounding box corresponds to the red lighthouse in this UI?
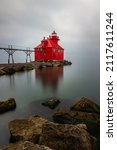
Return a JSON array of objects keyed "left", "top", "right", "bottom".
[{"left": 34, "top": 31, "right": 64, "bottom": 61}]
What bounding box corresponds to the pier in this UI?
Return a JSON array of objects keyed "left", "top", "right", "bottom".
[{"left": 0, "top": 45, "right": 34, "bottom": 64}]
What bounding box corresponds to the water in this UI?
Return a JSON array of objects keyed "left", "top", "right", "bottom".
[{"left": 0, "top": 50, "right": 100, "bottom": 145}]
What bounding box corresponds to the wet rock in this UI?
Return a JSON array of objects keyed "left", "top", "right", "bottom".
[
  {"left": 70, "top": 97, "right": 100, "bottom": 114},
  {"left": 0, "top": 64, "right": 34, "bottom": 75},
  {"left": 53, "top": 108, "right": 100, "bottom": 135},
  {"left": 51, "top": 61, "right": 61, "bottom": 67},
  {"left": 0, "top": 60, "right": 72, "bottom": 76},
  {"left": 39, "top": 65, "right": 46, "bottom": 69},
  {"left": 33, "top": 61, "right": 42, "bottom": 69},
  {"left": 42, "top": 98, "right": 60, "bottom": 109},
  {"left": 9, "top": 115, "right": 48, "bottom": 143},
  {"left": 13, "top": 65, "right": 25, "bottom": 72},
  {"left": 0, "top": 141, "right": 53, "bottom": 150},
  {"left": 0, "top": 67, "right": 6, "bottom": 75},
  {"left": 52, "top": 63, "right": 60, "bottom": 67},
  {"left": 40, "top": 122, "right": 96, "bottom": 150},
  {"left": 46, "top": 62, "right": 53, "bottom": 67},
  {"left": 24, "top": 64, "right": 34, "bottom": 70},
  {"left": 0, "top": 98, "right": 16, "bottom": 114},
  {"left": 63, "top": 60, "right": 72, "bottom": 65},
  {"left": 39, "top": 62, "right": 46, "bottom": 69},
  {"left": 2, "top": 67, "right": 15, "bottom": 75}
]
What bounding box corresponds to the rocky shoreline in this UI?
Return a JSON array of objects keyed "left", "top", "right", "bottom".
[
  {"left": 0, "top": 60, "right": 72, "bottom": 76},
  {"left": 0, "top": 97, "right": 100, "bottom": 150}
]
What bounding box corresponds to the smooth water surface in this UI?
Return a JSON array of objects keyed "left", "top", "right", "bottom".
[{"left": 0, "top": 51, "right": 100, "bottom": 145}]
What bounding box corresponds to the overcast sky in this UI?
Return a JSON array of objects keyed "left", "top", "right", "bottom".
[{"left": 0, "top": 0, "right": 99, "bottom": 63}]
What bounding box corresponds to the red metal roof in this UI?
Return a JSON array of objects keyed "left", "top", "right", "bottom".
[
  {"left": 34, "top": 43, "right": 42, "bottom": 49},
  {"left": 34, "top": 34, "right": 63, "bottom": 50},
  {"left": 45, "top": 39, "right": 63, "bottom": 49}
]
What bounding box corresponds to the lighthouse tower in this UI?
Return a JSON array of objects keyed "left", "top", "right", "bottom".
[{"left": 50, "top": 31, "right": 59, "bottom": 44}]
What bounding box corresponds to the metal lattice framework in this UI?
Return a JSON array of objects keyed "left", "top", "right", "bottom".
[{"left": 0, "top": 45, "right": 34, "bottom": 64}]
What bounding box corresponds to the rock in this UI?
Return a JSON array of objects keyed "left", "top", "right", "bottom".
[
  {"left": 24, "top": 64, "right": 34, "bottom": 70},
  {"left": 52, "top": 61, "right": 61, "bottom": 67},
  {"left": 39, "top": 62, "right": 46, "bottom": 69},
  {"left": 0, "top": 71, "right": 5, "bottom": 76},
  {"left": 42, "top": 98, "right": 60, "bottom": 109},
  {"left": 9, "top": 115, "right": 48, "bottom": 143},
  {"left": 0, "top": 64, "right": 34, "bottom": 75},
  {"left": 0, "top": 67, "right": 6, "bottom": 75},
  {"left": 53, "top": 108, "right": 100, "bottom": 135},
  {"left": 63, "top": 60, "right": 72, "bottom": 65},
  {"left": 52, "top": 63, "right": 60, "bottom": 67},
  {"left": 40, "top": 122, "right": 96, "bottom": 150},
  {"left": 0, "top": 141, "right": 53, "bottom": 150},
  {"left": 0, "top": 60, "right": 72, "bottom": 76},
  {"left": 70, "top": 97, "right": 100, "bottom": 114},
  {"left": 29, "top": 115, "right": 48, "bottom": 133},
  {"left": 33, "top": 61, "right": 42, "bottom": 69},
  {"left": 76, "top": 124, "right": 87, "bottom": 130},
  {"left": 13, "top": 65, "right": 25, "bottom": 72},
  {"left": 2, "top": 67, "right": 15, "bottom": 75},
  {"left": 0, "top": 98, "right": 16, "bottom": 114},
  {"left": 46, "top": 62, "right": 53, "bottom": 67}
]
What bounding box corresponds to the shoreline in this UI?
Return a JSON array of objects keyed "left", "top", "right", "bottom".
[{"left": 0, "top": 60, "right": 72, "bottom": 76}]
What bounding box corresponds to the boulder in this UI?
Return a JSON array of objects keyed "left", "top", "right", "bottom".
[
  {"left": 53, "top": 108, "right": 100, "bottom": 135},
  {"left": 0, "top": 141, "right": 53, "bottom": 150},
  {"left": 42, "top": 98, "right": 60, "bottom": 109},
  {"left": 0, "top": 98, "right": 16, "bottom": 114},
  {"left": 9, "top": 115, "right": 48, "bottom": 143},
  {"left": 40, "top": 122, "right": 96, "bottom": 150},
  {"left": 70, "top": 97, "right": 100, "bottom": 114},
  {"left": 63, "top": 60, "right": 72, "bottom": 65}
]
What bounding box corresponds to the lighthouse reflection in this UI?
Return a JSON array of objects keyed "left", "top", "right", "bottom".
[{"left": 35, "top": 67, "right": 63, "bottom": 92}]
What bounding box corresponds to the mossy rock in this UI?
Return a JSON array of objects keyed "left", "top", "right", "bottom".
[
  {"left": 70, "top": 97, "right": 100, "bottom": 114},
  {"left": 0, "top": 98, "right": 16, "bottom": 114},
  {"left": 53, "top": 108, "right": 100, "bottom": 135},
  {"left": 42, "top": 98, "right": 60, "bottom": 109}
]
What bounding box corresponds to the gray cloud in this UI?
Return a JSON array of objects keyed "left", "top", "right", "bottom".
[{"left": 0, "top": 0, "right": 99, "bottom": 62}]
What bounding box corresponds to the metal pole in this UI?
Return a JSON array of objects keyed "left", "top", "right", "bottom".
[
  {"left": 11, "top": 45, "right": 14, "bottom": 64},
  {"left": 8, "top": 45, "right": 11, "bottom": 64}
]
